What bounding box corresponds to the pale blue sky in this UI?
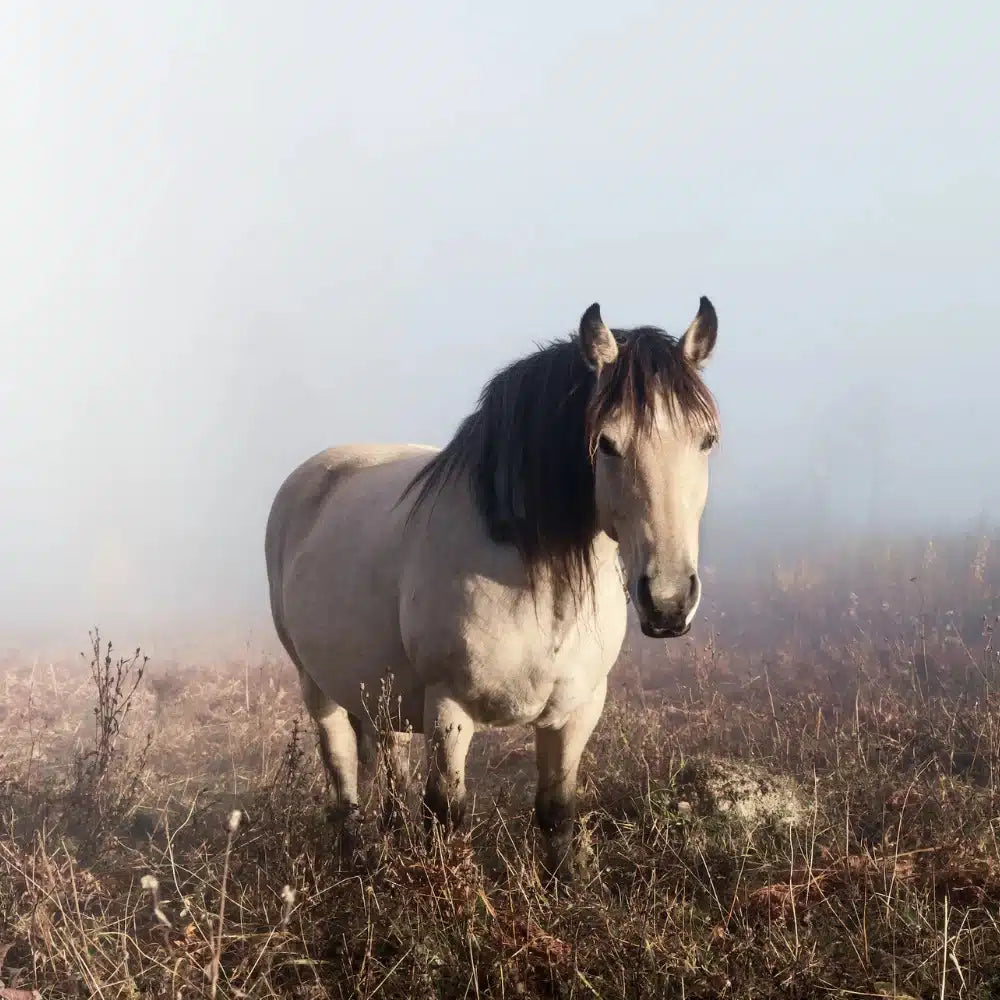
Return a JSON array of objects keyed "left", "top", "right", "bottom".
[{"left": 1, "top": 2, "right": 998, "bottom": 642}]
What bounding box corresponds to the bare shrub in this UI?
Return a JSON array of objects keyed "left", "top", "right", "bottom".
[{"left": 67, "top": 628, "right": 152, "bottom": 851}]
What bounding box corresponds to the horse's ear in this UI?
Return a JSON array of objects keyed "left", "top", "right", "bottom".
[
  {"left": 680, "top": 296, "right": 718, "bottom": 368},
  {"left": 579, "top": 303, "right": 619, "bottom": 372}
]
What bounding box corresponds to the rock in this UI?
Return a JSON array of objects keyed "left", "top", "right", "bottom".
[{"left": 673, "top": 755, "right": 806, "bottom": 830}]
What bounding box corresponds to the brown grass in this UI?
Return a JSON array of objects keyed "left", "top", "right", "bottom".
[{"left": 1, "top": 527, "right": 999, "bottom": 998}]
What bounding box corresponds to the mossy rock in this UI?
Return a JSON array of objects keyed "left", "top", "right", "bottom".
[{"left": 671, "top": 755, "right": 806, "bottom": 831}]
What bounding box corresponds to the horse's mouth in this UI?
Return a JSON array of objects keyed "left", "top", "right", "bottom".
[{"left": 639, "top": 620, "right": 691, "bottom": 640}]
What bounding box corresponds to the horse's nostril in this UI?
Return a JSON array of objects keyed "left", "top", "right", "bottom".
[
  {"left": 688, "top": 574, "right": 698, "bottom": 601},
  {"left": 637, "top": 574, "right": 653, "bottom": 609}
]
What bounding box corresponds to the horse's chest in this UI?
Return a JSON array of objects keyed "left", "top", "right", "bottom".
[
  {"left": 451, "top": 625, "right": 601, "bottom": 726},
  {"left": 399, "top": 528, "right": 628, "bottom": 728},
  {"left": 407, "top": 588, "right": 626, "bottom": 729}
]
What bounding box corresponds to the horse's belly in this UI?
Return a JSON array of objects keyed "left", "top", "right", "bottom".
[{"left": 282, "top": 579, "right": 422, "bottom": 718}]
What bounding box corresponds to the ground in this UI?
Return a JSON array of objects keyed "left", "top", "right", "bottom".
[{"left": 1, "top": 529, "right": 999, "bottom": 998}]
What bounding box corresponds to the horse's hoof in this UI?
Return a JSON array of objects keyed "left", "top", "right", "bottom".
[
  {"left": 539, "top": 830, "right": 585, "bottom": 890},
  {"left": 378, "top": 799, "right": 408, "bottom": 836}
]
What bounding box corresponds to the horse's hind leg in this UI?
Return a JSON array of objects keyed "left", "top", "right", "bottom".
[
  {"left": 356, "top": 721, "right": 413, "bottom": 831},
  {"left": 379, "top": 730, "right": 414, "bottom": 831},
  {"left": 297, "top": 669, "right": 361, "bottom": 859}
]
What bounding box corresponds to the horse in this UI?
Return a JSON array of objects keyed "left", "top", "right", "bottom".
[{"left": 264, "top": 296, "right": 720, "bottom": 877}]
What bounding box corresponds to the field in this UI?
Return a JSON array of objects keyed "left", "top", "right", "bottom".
[{"left": 2, "top": 529, "right": 1000, "bottom": 998}]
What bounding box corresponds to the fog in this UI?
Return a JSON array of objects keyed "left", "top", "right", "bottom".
[{"left": 2, "top": 2, "right": 998, "bottom": 651}]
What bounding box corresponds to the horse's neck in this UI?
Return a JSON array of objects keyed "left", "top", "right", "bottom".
[
  {"left": 582, "top": 532, "right": 622, "bottom": 590},
  {"left": 417, "top": 466, "right": 623, "bottom": 617},
  {"left": 534, "top": 532, "right": 624, "bottom": 629}
]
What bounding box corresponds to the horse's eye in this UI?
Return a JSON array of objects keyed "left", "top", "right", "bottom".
[
  {"left": 598, "top": 435, "right": 620, "bottom": 458},
  {"left": 701, "top": 433, "right": 717, "bottom": 452}
]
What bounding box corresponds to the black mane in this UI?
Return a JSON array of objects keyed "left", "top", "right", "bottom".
[{"left": 401, "top": 325, "right": 718, "bottom": 609}]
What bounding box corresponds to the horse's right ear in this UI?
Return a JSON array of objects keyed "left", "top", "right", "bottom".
[{"left": 579, "top": 303, "right": 619, "bottom": 372}]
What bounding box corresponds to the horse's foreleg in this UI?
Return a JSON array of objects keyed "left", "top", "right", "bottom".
[
  {"left": 297, "top": 669, "right": 362, "bottom": 859},
  {"left": 533, "top": 677, "right": 608, "bottom": 881},
  {"left": 422, "top": 685, "right": 475, "bottom": 836}
]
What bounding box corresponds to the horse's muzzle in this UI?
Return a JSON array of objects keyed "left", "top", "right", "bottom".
[
  {"left": 639, "top": 619, "right": 691, "bottom": 640},
  {"left": 635, "top": 571, "right": 699, "bottom": 639}
]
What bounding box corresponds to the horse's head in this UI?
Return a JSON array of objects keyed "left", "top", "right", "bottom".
[{"left": 579, "top": 298, "right": 719, "bottom": 638}]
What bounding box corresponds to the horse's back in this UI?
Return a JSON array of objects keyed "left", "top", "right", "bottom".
[
  {"left": 265, "top": 443, "right": 438, "bottom": 712},
  {"left": 267, "top": 442, "right": 432, "bottom": 560}
]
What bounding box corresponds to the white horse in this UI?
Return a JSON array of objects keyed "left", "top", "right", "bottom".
[{"left": 265, "top": 297, "right": 720, "bottom": 876}]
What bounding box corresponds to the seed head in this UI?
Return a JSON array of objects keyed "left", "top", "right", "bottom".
[{"left": 280, "top": 884, "right": 297, "bottom": 927}]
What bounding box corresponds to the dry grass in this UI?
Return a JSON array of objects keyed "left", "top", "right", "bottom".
[{"left": 1, "top": 528, "right": 1000, "bottom": 998}]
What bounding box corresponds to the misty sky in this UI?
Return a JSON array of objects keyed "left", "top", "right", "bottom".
[{"left": 1, "top": 2, "right": 998, "bottom": 645}]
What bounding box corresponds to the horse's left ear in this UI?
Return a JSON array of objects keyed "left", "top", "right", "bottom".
[{"left": 681, "top": 296, "right": 718, "bottom": 368}]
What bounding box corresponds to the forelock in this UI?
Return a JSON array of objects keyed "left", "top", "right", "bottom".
[{"left": 586, "top": 326, "right": 719, "bottom": 448}]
